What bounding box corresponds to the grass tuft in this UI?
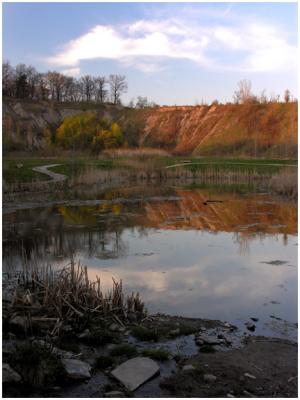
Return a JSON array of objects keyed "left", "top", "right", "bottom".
[
  {"left": 131, "top": 326, "right": 159, "bottom": 342},
  {"left": 110, "top": 344, "right": 138, "bottom": 357},
  {"left": 141, "top": 347, "right": 171, "bottom": 361}
]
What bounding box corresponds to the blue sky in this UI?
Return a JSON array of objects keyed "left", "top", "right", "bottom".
[{"left": 3, "top": 2, "right": 298, "bottom": 105}]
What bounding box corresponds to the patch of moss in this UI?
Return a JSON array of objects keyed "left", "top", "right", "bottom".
[
  {"left": 110, "top": 344, "right": 138, "bottom": 357},
  {"left": 131, "top": 326, "right": 159, "bottom": 342},
  {"left": 141, "top": 347, "right": 171, "bottom": 361},
  {"left": 11, "top": 343, "right": 65, "bottom": 387},
  {"left": 87, "top": 328, "right": 120, "bottom": 345},
  {"left": 96, "top": 355, "right": 115, "bottom": 369},
  {"left": 199, "top": 345, "right": 216, "bottom": 353}
]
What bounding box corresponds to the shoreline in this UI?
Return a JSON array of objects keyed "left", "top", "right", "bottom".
[{"left": 2, "top": 311, "right": 297, "bottom": 398}]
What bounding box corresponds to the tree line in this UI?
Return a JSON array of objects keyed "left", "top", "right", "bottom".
[{"left": 2, "top": 61, "right": 128, "bottom": 104}]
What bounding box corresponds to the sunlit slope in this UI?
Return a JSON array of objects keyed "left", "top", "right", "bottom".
[{"left": 141, "top": 103, "right": 297, "bottom": 157}]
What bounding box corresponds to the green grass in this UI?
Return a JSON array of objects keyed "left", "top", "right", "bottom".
[
  {"left": 110, "top": 344, "right": 138, "bottom": 357},
  {"left": 131, "top": 326, "right": 159, "bottom": 342},
  {"left": 3, "top": 155, "right": 297, "bottom": 184},
  {"left": 96, "top": 355, "right": 115, "bottom": 369},
  {"left": 141, "top": 347, "right": 171, "bottom": 361}
]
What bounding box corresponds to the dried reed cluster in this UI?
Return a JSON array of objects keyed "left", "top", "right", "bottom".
[{"left": 9, "top": 260, "right": 146, "bottom": 335}]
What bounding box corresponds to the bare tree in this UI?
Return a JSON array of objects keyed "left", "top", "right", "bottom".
[
  {"left": 80, "top": 75, "right": 95, "bottom": 102},
  {"left": 259, "top": 89, "right": 267, "bottom": 104},
  {"left": 135, "top": 96, "right": 148, "bottom": 109},
  {"left": 94, "top": 76, "right": 107, "bottom": 103},
  {"left": 108, "top": 74, "right": 128, "bottom": 104},
  {"left": 233, "top": 79, "right": 253, "bottom": 104},
  {"left": 26, "top": 65, "right": 40, "bottom": 99},
  {"left": 2, "top": 61, "right": 15, "bottom": 97},
  {"left": 46, "top": 71, "right": 65, "bottom": 101},
  {"left": 284, "top": 89, "right": 291, "bottom": 103}
]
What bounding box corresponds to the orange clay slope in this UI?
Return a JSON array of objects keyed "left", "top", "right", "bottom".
[{"left": 140, "top": 102, "right": 297, "bottom": 158}]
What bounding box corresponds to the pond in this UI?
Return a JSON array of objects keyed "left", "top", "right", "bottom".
[{"left": 3, "top": 184, "right": 297, "bottom": 340}]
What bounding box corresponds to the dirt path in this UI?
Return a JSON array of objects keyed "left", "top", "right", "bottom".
[
  {"left": 32, "top": 164, "right": 67, "bottom": 182},
  {"left": 166, "top": 162, "right": 298, "bottom": 169}
]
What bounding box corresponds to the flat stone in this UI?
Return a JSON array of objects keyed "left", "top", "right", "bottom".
[
  {"left": 2, "top": 363, "right": 22, "bottom": 383},
  {"left": 227, "top": 394, "right": 235, "bottom": 398},
  {"left": 111, "top": 357, "right": 160, "bottom": 391},
  {"left": 105, "top": 391, "right": 126, "bottom": 397},
  {"left": 204, "top": 374, "right": 217, "bottom": 383},
  {"left": 197, "top": 334, "right": 220, "bottom": 345},
  {"left": 61, "top": 358, "right": 92, "bottom": 380},
  {"left": 182, "top": 365, "right": 195, "bottom": 372}
]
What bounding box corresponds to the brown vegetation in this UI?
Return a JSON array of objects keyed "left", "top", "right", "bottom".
[
  {"left": 269, "top": 168, "right": 297, "bottom": 200},
  {"left": 8, "top": 260, "right": 145, "bottom": 336}
]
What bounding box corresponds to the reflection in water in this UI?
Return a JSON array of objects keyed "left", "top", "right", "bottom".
[{"left": 3, "top": 186, "right": 297, "bottom": 335}]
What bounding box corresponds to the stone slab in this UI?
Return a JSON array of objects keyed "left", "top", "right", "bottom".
[{"left": 111, "top": 357, "right": 160, "bottom": 391}]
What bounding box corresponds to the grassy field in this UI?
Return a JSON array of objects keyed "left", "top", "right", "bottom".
[{"left": 2, "top": 155, "right": 297, "bottom": 183}]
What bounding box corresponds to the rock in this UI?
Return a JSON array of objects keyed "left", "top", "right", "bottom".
[
  {"left": 227, "top": 394, "right": 235, "bottom": 398},
  {"left": 245, "top": 322, "right": 256, "bottom": 332},
  {"left": 197, "top": 334, "right": 220, "bottom": 345},
  {"left": 182, "top": 365, "right": 195, "bottom": 372},
  {"left": 224, "top": 336, "right": 233, "bottom": 345},
  {"left": 244, "top": 372, "right": 256, "bottom": 380},
  {"left": 105, "top": 391, "right": 126, "bottom": 397},
  {"left": 250, "top": 317, "right": 259, "bottom": 322},
  {"left": 2, "top": 363, "right": 22, "bottom": 383},
  {"left": 243, "top": 390, "right": 256, "bottom": 397},
  {"left": 203, "top": 374, "right": 217, "bottom": 383},
  {"left": 61, "top": 359, "right": 92, "bottom": 380},
  {"left": 288, "top": 376, "right": 297, "bottom": 383},
  {"left": 111, "top": 357, "right": 160, "bottom": 391},
  {"left": 16, "top": 163, "right": 23, "bottom": 168},
  {"left": 2, "top": 340, "right": 16, "bottom": 356},
  {"left": 195, "top": 338, "right": 204, "bottom": 346}
]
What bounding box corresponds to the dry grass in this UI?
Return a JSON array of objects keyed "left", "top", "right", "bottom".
[
  {"left": 9, "top": 260, "right": 146, "bottom": 335},
  {"left": 71, "top": 165, "right": 277, "bottom": 187},
  {"left": 269, "top": 168, "right": 297, "bottom": 199},
  {"left": 103, "top": 147, "right": 171, "bottom": 158}
]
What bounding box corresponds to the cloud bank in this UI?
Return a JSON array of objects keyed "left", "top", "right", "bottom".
[{"left": 47, "top": 15, "right": 297, "bottom": 74}]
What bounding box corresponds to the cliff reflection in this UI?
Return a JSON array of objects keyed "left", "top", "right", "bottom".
[{"left": 2, "top": 187, "right": 297, "bottom": 266}]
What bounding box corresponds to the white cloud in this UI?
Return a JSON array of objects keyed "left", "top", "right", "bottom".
[
  {"left": 61, "top": 67, "right": 80, "bottom": 76},
  {"left": 47, "top": 15, "right": 297, "bottom": 74}
]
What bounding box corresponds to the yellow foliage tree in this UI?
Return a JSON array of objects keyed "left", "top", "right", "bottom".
[{"left": 56, "top": 112, "right": 124, "bottom": 152}]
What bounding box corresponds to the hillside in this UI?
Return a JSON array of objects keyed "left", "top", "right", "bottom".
[{"left": 3, "top": 98, "right": 297, "bottom": 158}]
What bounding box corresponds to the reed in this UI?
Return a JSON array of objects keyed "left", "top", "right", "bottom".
[
  {"left": 269, "top": 168, "right": 297, "bottom": 200},
  {"left": 9, "top": 260, "right": 146, "bottom": 335}
]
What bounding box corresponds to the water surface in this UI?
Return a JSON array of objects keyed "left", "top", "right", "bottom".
[{"left": 3, "top": 185, "right": 297, "bottom": 339}]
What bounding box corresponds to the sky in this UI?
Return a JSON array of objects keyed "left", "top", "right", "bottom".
[{"left": 2, "top": 2, "right": 298, "bottom": 105}]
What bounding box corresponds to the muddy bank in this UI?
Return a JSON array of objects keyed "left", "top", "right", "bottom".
[{"left": 161, "top": 336, "right": 297, "bottom": 398}]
